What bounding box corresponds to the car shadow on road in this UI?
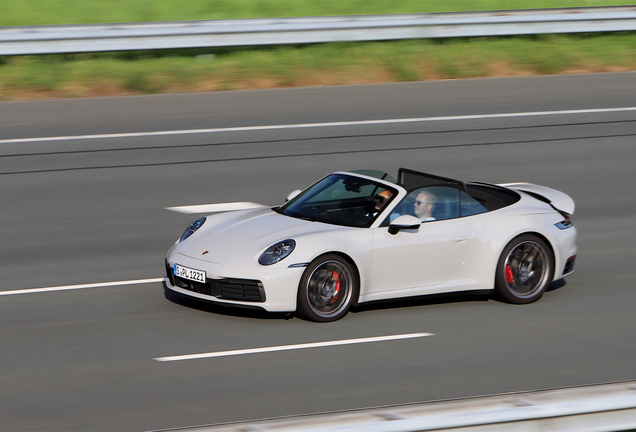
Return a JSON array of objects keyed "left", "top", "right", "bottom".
[
  {"left": 546, "top": 279, "right": 567, "bottom": 292},
  {"left": 351, "top": 280, "right": 568, "bottom": 314},
  {"left": 349, "top": 290, "right": 492, "bottom": 314}
]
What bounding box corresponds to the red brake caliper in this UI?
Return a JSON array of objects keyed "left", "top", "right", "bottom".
[
  {"left": 505, "top": 265, "right": 515, "bottom": 284},
  {"left": 330, "top": 271, "right": 340, "bottom": 302}
]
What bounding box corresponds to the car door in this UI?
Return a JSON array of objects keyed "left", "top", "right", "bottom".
[
  {"left": 367, "top": 182, "right": 476, "bottom": 294},
  {"left": 368, "top": 217, "right": 473, "bottom": 294}
]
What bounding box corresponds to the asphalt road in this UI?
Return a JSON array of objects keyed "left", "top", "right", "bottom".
[{"left": 1, "top": 73, "right": 635, "bottom": 431}]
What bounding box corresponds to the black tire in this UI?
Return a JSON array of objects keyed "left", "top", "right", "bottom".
[
  {"left": 297, "top": 254, "right": 358, "bottom": 322},
  {"left": 495, "top": 234, "right": 554, "bottom": 304}
]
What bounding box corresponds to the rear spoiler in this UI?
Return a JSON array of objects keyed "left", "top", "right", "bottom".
[{"left": 498, "top": 183, "right": 575, "bottom": 215}]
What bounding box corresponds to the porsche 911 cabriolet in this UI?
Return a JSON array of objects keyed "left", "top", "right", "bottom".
[{"left": 165, "top": 168, "right": 577, "bottom": 322}]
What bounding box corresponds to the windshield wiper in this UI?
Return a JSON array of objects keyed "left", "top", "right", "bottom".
[
  {"left": 272, "top": 206, "right": 320, "bottom": 222},
  {"left": 294, "top": 214, "right": 320, "bottom": 222},
  {"left": 288, "top": 211, "right": 322, "bottom": 222}
]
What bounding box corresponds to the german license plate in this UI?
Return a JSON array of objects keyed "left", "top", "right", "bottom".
[{"left": 174, "top": 264, "right": 206, "bottom": 283}]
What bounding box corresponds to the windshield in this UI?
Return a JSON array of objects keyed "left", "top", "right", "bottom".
[{"left": 278, "top": 174, "right": 398, "bottom": 228}]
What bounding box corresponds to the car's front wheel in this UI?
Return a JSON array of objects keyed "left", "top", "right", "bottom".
[
  {"left": 297, "top": 254, "right": 357, "bottom": 322},
  {"left": 495, "top": 234, "right": 554, "bottom": 304}
]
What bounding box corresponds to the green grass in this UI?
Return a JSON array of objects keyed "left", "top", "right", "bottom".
[
  {"left": 0, "top": 0, "right": 634, "bottom": 26},
  {"left": 1, "top": 33, "right": 634, "bottom": 100}
]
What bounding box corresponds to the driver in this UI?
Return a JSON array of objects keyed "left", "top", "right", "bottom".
[
  {"left": 413, "top": 190, "right": 437, "bottom": 221},
  {"left": 370, "top": 189, "right": 394, "bottom": 218},
  {"left": 374, "top": 190, "right": 394, "bottom": 212}
]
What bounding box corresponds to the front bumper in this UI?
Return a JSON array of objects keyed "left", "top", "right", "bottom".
[
  {"left": 164, "top": 252, "right": 304, "bottom": 312},
  {"left": 166, "top": 260, "right": 266, "bottom": 302}
]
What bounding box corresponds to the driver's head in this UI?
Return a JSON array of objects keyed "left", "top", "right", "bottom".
[
  {"left": 414, "top": 190, "right": 436, "bottom": 219},
  {"left": 374, "top": 189, "right": 394, "bottom": 211}
]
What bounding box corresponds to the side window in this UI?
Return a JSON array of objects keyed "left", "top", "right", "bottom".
[
  {"left": 460, "top": 191, "right": 488, "bottom": 217},
  {"left": 461, "top": 184, "right": 521, "bottom": 215},
  {"left": 390, "top": 186, "right": 460, "bottom": 222}
]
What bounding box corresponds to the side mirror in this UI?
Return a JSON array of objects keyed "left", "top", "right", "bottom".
[
  {"left": 286, "top": 189, "right": 301, "bottom": 202},
  {"left": 388, "top": 215, "right": 421, "bottom": 235}
]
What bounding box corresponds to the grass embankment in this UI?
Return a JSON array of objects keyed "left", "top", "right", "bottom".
[
  {"left": 0, "top": 1, "right": 634, "bottom": 100},
  {"left": 2, "top": 34, "right": 634, "bottom": 100}
]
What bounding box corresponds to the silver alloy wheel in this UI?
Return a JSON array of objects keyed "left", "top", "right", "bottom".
[
  {"left": 305, "top": 260, "right": 353, "bottom": 318},
  {"left": 504, "top": 240, "right": 550, "bottom": 299}
]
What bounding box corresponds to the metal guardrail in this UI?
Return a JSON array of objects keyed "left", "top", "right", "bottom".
[
  {"left": 1, "top": 6, "right": 636, "bottom": 55},
  {"left": 155, "top": 381, "right": 636, "bottom": 432}
]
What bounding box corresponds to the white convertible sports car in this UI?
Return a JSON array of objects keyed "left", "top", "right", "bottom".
[{"left": 165, "top": 168, "right": 577, "bottom": 322}]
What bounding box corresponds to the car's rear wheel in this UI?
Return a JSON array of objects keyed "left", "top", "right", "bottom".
[
  {"left": 495, "top": 234, "right": 553, "bottom": 304},
  {"left": 297, "top": 254, "right": 357, "bottom": 322}
]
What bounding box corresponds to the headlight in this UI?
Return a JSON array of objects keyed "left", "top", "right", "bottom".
[
  {"left": 258, "top": 239, "right": 295, "bottom": 266},
  {"left": 180, "top": 217, "right": 206, "bottom": 242}
]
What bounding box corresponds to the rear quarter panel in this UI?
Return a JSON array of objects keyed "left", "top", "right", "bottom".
[{"left": 462, "top": 198, "right": 567, "bottom": 289}]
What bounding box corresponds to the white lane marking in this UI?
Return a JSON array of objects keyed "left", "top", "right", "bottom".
[
  {"left": 0, "top": 278, "right": 164, "bottom": 296},
  {"left": 166, "top": 202, "right": 267, "bottom": 214},
  {"left": 2, "top": 107, "right": 636, "bottom": 144},
  {"left": 154, "top": 332, "right": 434, "bottom": 362}
]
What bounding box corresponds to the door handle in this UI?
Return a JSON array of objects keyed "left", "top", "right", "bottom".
[{"left": 451, "top": 235, "right": 468, "bottom": 243}]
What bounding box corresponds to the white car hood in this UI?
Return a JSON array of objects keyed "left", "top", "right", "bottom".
[{"left": 175, "top": 208, "right": 327, "bottom": 265}]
